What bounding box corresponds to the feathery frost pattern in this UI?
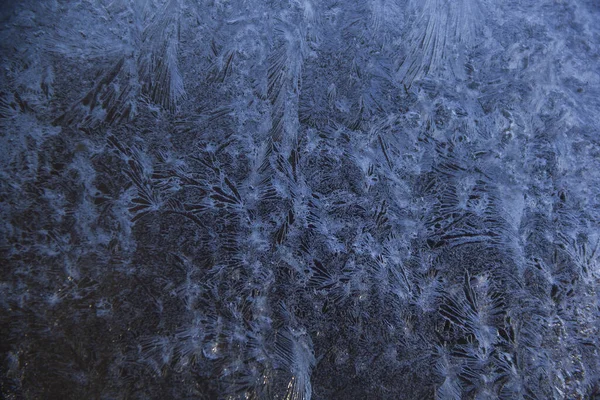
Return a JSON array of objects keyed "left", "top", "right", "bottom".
[{"left": 2, "top": 0, "right": 600, "bottom": 399}]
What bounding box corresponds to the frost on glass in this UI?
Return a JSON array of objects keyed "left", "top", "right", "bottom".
[{"left": 1, "top": 0, "right": 600, "bottom": 399}]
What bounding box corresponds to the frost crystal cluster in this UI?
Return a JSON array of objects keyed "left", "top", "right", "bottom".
[{"left": 1, "top": 0, "right": 600, "bottom": 399}]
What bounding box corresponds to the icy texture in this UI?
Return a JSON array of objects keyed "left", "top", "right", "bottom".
[{"left": 1, "top": 0, "right": 600, "bottom": 399}]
